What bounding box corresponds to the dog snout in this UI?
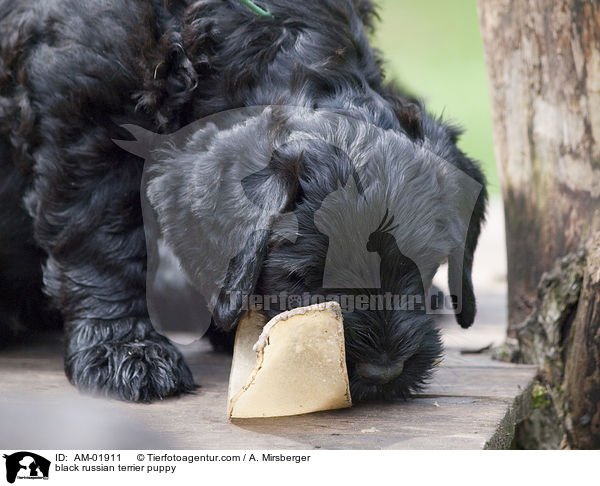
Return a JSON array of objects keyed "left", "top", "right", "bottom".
[{"left": 355, "top": 360, "right": 405, "bottom": 385}]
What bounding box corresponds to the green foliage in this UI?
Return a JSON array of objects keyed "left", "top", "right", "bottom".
[
  {"left": 373, "top": 0, "right": 499, "bottom": 192},
  {"left": 531, "top": 384, "right": 552, "bottom": 410}
]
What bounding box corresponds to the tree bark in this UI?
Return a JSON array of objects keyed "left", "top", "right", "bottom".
[
  {"left": 477, "top": 0, "right": 600, "bottom": 331},
  {"left": 477, "top": 0, "right": 600, "bottom": 448},
  {"left": 563, "top": 235, "right": 600, "bottom": 448}
]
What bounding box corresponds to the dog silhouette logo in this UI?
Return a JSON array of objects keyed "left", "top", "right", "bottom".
[
  {"left": 113, "top": 106, "right": 300, "bottom": 335},
  {"left": 3, "top": 452, "right": 50, "bottom": 483},
  {"left": 115, "top": 105, "right": 483, "bottom": 335}
]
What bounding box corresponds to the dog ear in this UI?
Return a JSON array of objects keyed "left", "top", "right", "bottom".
[
  {"left": 448, "top": 185, "right": 486, "bottom": 328},
  {"left": 406, "top": 107, "right": 487, "bottom": 329},
  {"left": 448, "top": 246, "right": 476, "bottom": 328},
  {"left": 146, "top": 107, "right": 300, "bottom": 330}
]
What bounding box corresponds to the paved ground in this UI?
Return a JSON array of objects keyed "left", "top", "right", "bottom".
[{"left": 0, "top": 197, "right": 537, "bottom": 449}]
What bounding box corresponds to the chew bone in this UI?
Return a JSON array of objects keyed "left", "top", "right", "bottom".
[{"left": 227, "top": 302, "right": 352, "bottom": 419}]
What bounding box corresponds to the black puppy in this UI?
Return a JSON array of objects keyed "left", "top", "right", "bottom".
[{"left": 0, "top": 0, "right": 487, "bottom": 402}]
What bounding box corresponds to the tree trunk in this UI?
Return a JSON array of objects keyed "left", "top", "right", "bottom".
[
  {"left": 477, "top": 0, "right": 600, "bottom": 448},
  {"left": 563, "top": 235, "right": 600, "bottom": 447}
]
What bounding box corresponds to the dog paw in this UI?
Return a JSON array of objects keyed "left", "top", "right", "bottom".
[{"left": 65, "top": 332, "right": 197, "bottom": 402}]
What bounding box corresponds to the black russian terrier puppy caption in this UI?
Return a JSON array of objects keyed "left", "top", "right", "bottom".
[{"left": 0, "top": 0, "right": 487, "bottom": 403}]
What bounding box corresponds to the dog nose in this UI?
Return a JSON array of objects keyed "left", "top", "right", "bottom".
[{"left": 355, "top": 361, "right": 404, "bottom": 384}]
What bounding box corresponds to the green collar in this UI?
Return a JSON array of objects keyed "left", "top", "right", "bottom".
[{"left": 235, "top": 0, "right": 274, "bottom": 18}]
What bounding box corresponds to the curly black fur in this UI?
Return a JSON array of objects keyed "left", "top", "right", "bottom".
[{"left": 0, "top": 0, "right": 487, "bottom": 402}]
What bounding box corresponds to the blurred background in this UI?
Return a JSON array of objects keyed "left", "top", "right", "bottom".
[{"left": 373, "top": 0, "right": 498, "bottom": 193}]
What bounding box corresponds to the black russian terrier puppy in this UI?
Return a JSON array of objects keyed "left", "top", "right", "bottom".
[{"left": 0, "top": 0, "right": 487, "bottom": 402}]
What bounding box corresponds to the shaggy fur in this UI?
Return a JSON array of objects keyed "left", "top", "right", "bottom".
[{"left": 0, "top": 0, "right": 487, "bottom": 402}]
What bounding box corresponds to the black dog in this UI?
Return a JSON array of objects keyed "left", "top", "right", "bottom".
[{"left": 0, "top": 0, "right": 487, "bottom": 402}]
